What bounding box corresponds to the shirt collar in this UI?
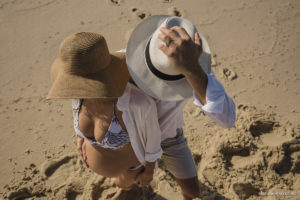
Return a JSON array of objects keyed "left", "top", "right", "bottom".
[{"left": 117, "top": 82, "right": 133, "bottom": 111}]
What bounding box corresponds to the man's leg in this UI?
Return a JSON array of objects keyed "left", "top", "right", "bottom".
[
  {"left": 161, "top": 128, "right": 199, "bottom": 200},
  {"left": 175, "top": 177, "right": 200, "bottom": 200},
  {"left": 112, "top": 166, "right": 144, "bottom": 200}
]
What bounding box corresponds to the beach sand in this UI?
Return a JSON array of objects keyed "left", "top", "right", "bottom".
[{"left": 0, "top": 0, "right": 299, "bottom": 199}]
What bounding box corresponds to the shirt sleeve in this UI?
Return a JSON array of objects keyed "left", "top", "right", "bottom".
[
  {"left": 144, "top": 100, "right": 163, "bottom": 162},
  {"left": 193, "top": 72, "right": 236, "bottom": 128},
  {"left": 125, "top": 85, "right": 163, "bottom": 164}
]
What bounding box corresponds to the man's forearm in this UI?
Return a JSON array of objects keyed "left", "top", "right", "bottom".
[{"left": 184, "top": 63, "right": 208, "bottom": 105}]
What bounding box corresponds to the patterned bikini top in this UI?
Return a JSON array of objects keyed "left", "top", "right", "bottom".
[{"left": 72, "top": 99, "right": 130, "bottom": 150}]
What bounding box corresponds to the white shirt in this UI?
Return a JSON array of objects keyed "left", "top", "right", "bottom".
[{"left": 117, "top": 71, "right": 236, "bottom": 165}]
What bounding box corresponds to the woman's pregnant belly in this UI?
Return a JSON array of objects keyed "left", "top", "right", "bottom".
[{"left": 84, "top": 139, "right": 140, "bottom": 177}]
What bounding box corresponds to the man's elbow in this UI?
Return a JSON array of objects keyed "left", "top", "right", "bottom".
[
  {"left": 223, "top": 99, "right": 236, "bottom": 128},
  {"left": 223, "top": 118, "right": 235, "bottom": 128},
  {"left": 220, "top": 110, "right": 236, "bottom": 129}
]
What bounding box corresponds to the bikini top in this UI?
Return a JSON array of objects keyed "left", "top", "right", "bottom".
[{"left": 72, "top": 99, "right": 130, "bottom": 150}]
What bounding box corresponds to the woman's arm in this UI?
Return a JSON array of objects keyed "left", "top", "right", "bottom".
[{"left": 76, "top": 135, "right": 89, "bottom": 167}]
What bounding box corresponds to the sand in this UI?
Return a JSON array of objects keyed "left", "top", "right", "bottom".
[{"left": 0, "top": 0, "right": 299, "bottom": 199}]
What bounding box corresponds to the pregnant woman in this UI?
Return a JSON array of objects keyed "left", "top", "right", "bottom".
[{"left": 47, "top": 32, "right": 159, "bottom": 199}]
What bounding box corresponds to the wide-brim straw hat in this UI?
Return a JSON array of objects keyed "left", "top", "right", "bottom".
[
  {"left": 47, "top": 32, "right": 129, "bottom": 99},
  {"left": 126, "top": 15, "right": 211, "bottom": 101}
]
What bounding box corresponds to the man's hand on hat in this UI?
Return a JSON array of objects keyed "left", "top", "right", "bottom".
[{"left": 158, "top": 26, "right": 203, "bottom": 76}]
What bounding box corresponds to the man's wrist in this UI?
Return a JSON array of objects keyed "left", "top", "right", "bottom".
[
  {"left": 144, "top": 161, "right": 155, "bottom": 173},
  {"left": 184, "top": 63, "right": 206, "bottom": 81}
]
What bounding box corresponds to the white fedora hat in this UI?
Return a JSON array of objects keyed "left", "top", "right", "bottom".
[{"left": 126, "top": 15, "right": 211, "bottom": 101}]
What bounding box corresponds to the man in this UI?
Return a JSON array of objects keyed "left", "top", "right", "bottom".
[
  {"left": 125, "top": 15, "right": 236, "bottom": 200},
  {"left": 77, "top": 15, "right": 235, "bottom": 200}
]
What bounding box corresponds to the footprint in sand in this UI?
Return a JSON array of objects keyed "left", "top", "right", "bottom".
[
  {"left": 248, "top": 118, "right": 293, "bottom": 150},
  {"left": 131, "top": 8, "right": 151, "bottom": 20},
  {"left": 266, "top": 139, "right": 300, "bottom": 175},
  {"left": 232, "top": 182, "right": 259, "bottom": 200},
  {"left": 5, "top": 187, "right": 35, "bottom": 200},
  {"left": 106, "top": 0, "right": 121, "bottom": 6},
  {"left": 290, "top": 151, "right": 300, "bottom": 173},
  {"left": 168, "top": 7, "right": 184, "bottom": 17},
  {"left": 246, "top": 117, "right": 298, "bottom": 175},
  {"left": 282, "top": 140, "right": 300, "bottom": 174},
  {"left": 283, "top": 139, "right": 300, "bottom": 153},
  {"left": 237, "top": 104, "right": 252, "bottom": 112},
  {"left": 40, "top": 154, "right": 76, "bottom": 177},
  {"left": 268, "top": 149, "right": 292, "bottom": 175},
  {"left": 218, "top": 144, "right": 261, "bottom": 199},
  {"left": 136, "top": 11, "right": 148, "bottom": 20},
  {"left": 211, "top": 53, "right": 217, "bottom": 67},
  {"left": 223, "top": 68, "right": 237, "bottom": 80},
  {"left": 219, "top": 144, "right": 251, "bottom": 169},
  {"left": 248, "top": 120, "right": 278, "bottom": 137}
]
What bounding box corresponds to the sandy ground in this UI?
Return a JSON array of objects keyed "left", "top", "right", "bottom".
[{"left": 0, "top": 0, "right": 299, "bottom": 199}]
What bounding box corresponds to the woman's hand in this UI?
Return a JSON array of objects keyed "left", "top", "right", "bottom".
[{"left": 76, "top": 135, "right": 89, "bottom": 168}]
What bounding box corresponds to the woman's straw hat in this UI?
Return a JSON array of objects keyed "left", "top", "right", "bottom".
[
  {"left": 126, "top": 15, "right": 211, "bottom": 101},
  {"left": 47, "top": 32, "right": 129, "bottom": 99}
]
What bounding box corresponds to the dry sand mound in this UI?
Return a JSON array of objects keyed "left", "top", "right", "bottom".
[{"left": 2, "top": 104, "right": 299, "bottom": 200}]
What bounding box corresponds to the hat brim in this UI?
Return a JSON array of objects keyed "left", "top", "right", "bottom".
[
  {"left": 47, "top": 52, "right": 129, "bottom": 99},
  {"left": 126, "top": 15, "right": 211, "bottom": 101}
]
